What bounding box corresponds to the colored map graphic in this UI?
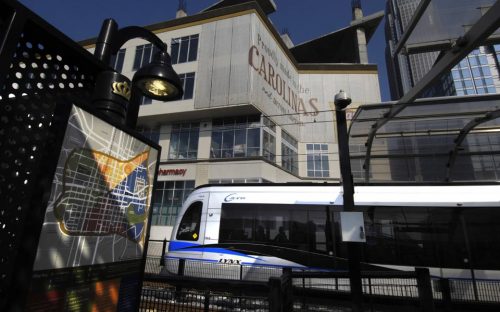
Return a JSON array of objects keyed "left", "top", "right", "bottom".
[
  {"left": 34, "top": 106, "right": 158, "bottom": 271},
  {"left": 54, "top": 148, "right": 151, "bottom": 242}
]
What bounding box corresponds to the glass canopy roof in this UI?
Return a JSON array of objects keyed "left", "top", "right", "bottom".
[
  {"left": 406, "top": 0, "right": 499, "bottom": 52},
  {"left": 348, "top": 94, "right": 500, "bottom": 183}
]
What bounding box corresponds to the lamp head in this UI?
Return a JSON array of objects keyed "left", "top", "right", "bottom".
[
  {"left": 334, "top": 90, "right": 352, "bottom": 111},
  {"left": 133, "top": 51, "right": 183, "bottom": 101}
]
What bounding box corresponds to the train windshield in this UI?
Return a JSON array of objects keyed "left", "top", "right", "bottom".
[{"left": 176, "top": 201, "right": 202, "bottom": 241}]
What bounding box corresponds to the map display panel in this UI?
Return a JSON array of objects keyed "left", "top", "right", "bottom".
[{"left": 33, "top": 105, "right": 158, "bottom": 270}]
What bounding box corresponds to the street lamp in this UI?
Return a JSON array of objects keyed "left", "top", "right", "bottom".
[
  {"left": 92, "top": 18, "right": 183, "bottom": 127},
  {"left": 334, "top": 90, "right": 363, "bottom": 312}
]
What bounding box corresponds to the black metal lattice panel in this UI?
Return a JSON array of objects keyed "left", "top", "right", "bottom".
[
  {"left": 0, "top": 94, "right": 58, "bottom": 296},
  {"left": 1, "top": 22, "right": 97, "bottom": 100},
  {"left": 0, "top": 0, "right": 106, "bottom": 309}
]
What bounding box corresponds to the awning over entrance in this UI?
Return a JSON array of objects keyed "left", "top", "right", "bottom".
[{"left": 349, "top": 94, "right": 500, "bottom": 183}]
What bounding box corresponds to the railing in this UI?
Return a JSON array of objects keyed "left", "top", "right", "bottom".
[
  {"left": 141, "top": 282, "right": 269, "bottom": 311},
  {"left": 447, "top": 278, "right": 500, "bottom": 303},
  {"left": 143, "top": 241, "right": 500, "bottom": 311}
]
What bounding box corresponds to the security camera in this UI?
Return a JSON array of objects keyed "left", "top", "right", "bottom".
[{"left": 334, "top": 90, "right": 352, "bottom": 110}]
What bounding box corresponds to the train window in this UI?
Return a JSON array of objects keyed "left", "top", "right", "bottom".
[
  {"left": 220, "top": 206, "right": 254, "bottom": 242},
  {"left": 462, "top": 208, "right": 500, "bottom": 269},
  {"left": 176, "top": 201, "right": 202, "bottom": 241},
  {"left": 258, "top": 206, "right": 291, "bottom": 246},
  {"left": 308, "top": 208, "right": 329, "bottom": 253},
  {"left": 362, "top": 206, "right": 446, "bottom": 267},
  {"left": 358, "top": 206, "right": 500, "bottom": 270},
  {"left": 220, "top": 203, "right": 338, "bottom": 255}
]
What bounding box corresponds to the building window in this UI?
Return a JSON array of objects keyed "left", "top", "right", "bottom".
[
  {"left": 209, "top": 178, "right": 270, "bottom": 184},
  {"left": 263, "top": 117, "right": 276, "bottom": 162},
  {"left": 110, "top": 48, "right": 125, "bottom": 72},
  {"left": 307, "top": 144, "right": 330, "bottom": 177},
  {"left": 171, "top": 34, "right": 199, "bottom": 64},
  {"left": 151, "top": 180, "right": 195, "bottom": 226},
  {"left": 169, "top": 122, "right": 199, "bottom": 160},
  {"left": 179, "top": 72, "right": 195, "bottom": 100},
  {"left": 133, "top": 43, "right": 160, "bottom": 71},
  {"left": 137, "top": 125, "right": 160, "bottom": 143},
  {"left": 281, "top": 130, "right": 298, "bottom": 175},
  {"left": 210, "top": 115, "right": 260, "bottom": 159}
]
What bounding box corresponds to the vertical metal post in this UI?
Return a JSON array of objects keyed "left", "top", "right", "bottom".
[
  {"left": 416, "top": 268, "right": 435, "bottom": 312},
  {"left": 440, "top": 278, "right": 453, "bottom": 312},
  {"left": 160, "top": 238, "right": 167, "bottom": 266},
  {"left": 268, "top": 277, "right": 282, "bottom": 312},
  {"left": 204, "top": 291, "right": 210, "bottom": 312},
  {"left": 282, "top": 268, "right": 293, "bottom": 311},
  {"left": 460, "top": 214, "right": 479, "bottom": 301},
  {"left": 334, "top": 90, "right": 363, "bottom": 312}
]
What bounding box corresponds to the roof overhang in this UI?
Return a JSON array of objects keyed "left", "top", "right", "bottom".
[
  {"left": 202, "top": 0, "right": 276, "bottom": 15},
  {"left": 290, "top": 11, "right": 384, "bottom": 63}
]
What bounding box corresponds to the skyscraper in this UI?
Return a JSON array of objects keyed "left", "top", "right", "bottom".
[{"left": 385, "top": 0, "right": 500, "bottom": 99}]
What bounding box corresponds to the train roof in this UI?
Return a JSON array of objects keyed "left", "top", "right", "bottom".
[{"left": 191, "top": 183, "right": 500, "bottom": 207}]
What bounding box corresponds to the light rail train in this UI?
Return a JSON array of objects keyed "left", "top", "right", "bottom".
[{"left": 166, "top": 183, "right": 500, "bottom": 280}]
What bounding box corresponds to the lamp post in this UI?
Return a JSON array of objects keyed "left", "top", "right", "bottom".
[
  {"left": 92, "top": 18, "right": 183, "bottom": 127},
  {"left": 334, "top": 90, "right": 363, "bottom": 312},
  {"left": 90, "top": 19, "right": 184, "bottom": 311}
]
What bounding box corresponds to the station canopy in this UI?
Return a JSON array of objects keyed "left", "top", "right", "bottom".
[
  {"left": 403, "top": 0, "right": 500, "bottom": 54},
  {"left": 348, "top": 94, "right": 500, "bottom": 183}
]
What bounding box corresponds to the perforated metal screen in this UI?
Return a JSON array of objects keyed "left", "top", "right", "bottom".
[{"left": 0, "top": 0, "right": 105, "bottom": 309}]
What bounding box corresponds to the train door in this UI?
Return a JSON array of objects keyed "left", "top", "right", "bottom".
[{"left": 203, "top": 202, "right": 219, "bottom": 247}]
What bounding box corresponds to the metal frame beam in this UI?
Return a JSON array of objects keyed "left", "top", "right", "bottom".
[
  {"left": 446, "top": 109, "right": 500, "bottom": 181},
  {"left": 363, "top": 0, "right": 500, "bottom": 182}
]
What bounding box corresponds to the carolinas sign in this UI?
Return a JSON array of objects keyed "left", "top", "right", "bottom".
[
  {"left": 158, "top": 168, "right": 187, "bottom": 176},
  {"left": 248, "top": 34, "right": 319, "bottom": 117}
]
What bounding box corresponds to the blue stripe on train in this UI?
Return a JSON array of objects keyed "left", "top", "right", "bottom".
[{"left": 168, "top": 241, "right": 261, "bottom": 260}]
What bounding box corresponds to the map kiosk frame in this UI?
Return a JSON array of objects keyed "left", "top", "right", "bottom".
[{"left": 24, "top": 99, "right": 161, "bottom": 312}]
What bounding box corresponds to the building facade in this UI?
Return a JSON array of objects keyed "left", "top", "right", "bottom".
[{"left": 83, "top": 0, "right": 382, "bottom": 239}]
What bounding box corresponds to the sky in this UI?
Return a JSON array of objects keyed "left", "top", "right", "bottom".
[{"left": 18, "top": 0, "right": 390, "bottom": 101}]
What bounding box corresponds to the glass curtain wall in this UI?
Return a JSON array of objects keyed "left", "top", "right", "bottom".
[
  {"left": 210, "top": 115, "right": 260, "bottom": 158},
  {"left": 263, "top": 117, "right": 276, "bottom": 162},
  {"left": 451, "top": 47, "right": 497, "bottom": 96},
  {"left": 151, "top": 180, "right": 195, "bottom": 226}
]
